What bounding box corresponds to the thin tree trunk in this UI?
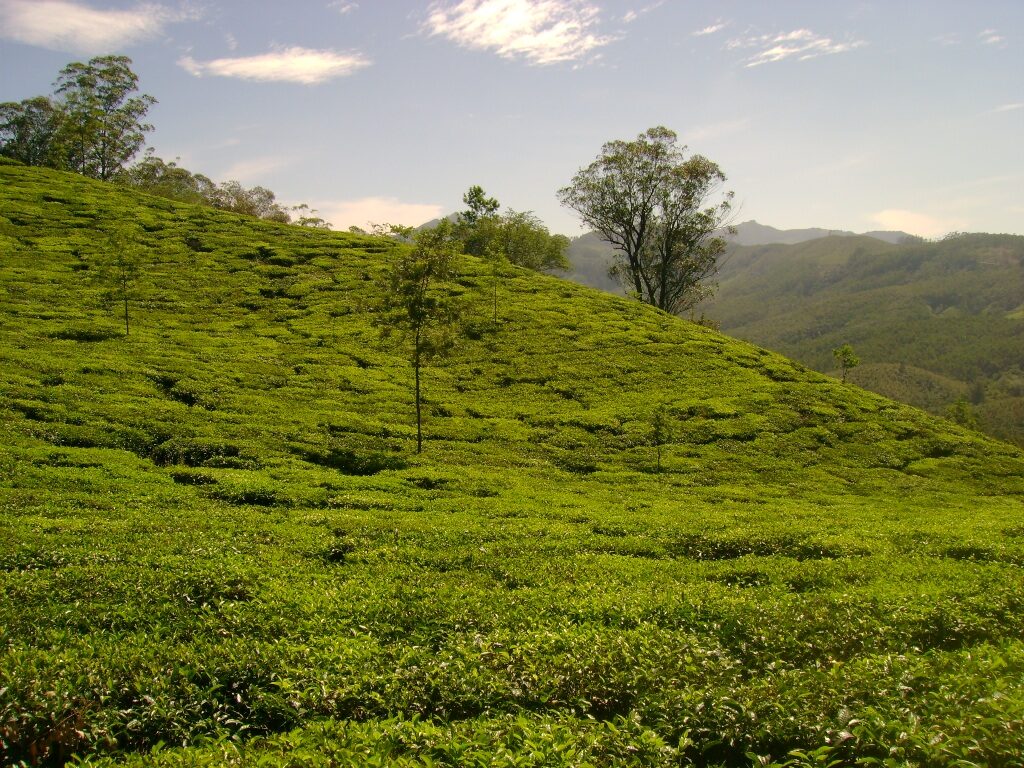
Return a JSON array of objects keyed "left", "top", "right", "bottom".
[
  {"left": 122, "top": 276, "right": 129, "bottom": 336},
  {"left": 414, "top": 327, "right": 422, "bottom": 453}
]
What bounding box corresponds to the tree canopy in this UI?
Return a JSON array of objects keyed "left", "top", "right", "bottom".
[
  {"left": 53, "top": 55, "right": 156, "bottom": 180},
  {"left": 558, "top": 126, "right": 733, "bottom": 315}
]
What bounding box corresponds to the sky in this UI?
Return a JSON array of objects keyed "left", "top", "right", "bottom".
[{"left": 1, "top": 0, "right": 1022, "bottom": 238}]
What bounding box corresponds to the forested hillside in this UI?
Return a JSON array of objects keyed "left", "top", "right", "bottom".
[
  {"left": 704, "top": 233, "right": 1024, "bottom": 446},
  {"left": 3, "top": 162, "right": 1024, "bottom": 766}
]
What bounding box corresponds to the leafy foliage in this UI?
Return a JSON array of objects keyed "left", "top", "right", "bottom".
[
  {"left": 559, "top": 126, "right": 733, "bottom": 314},
  {"left": 2, "top": 164, "right": 1024, "bottom": 766}
]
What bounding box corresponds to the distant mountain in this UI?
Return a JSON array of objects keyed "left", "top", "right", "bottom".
[{"left": 727, "top": 220, "right": 913, "bottom": 246}]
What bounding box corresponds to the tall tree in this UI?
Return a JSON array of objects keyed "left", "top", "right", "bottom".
[
  {"left": 53, "top": 55, "right": 155, "bottom": 180},
  {"left": 378, "top": 219, "right": 462, "bottom": 453},
  {"left": 558, "top": 126, "right": 733, "bottom": 314},
  {"left": 0, "top": 96, "right": 62, "bottom": 167}
]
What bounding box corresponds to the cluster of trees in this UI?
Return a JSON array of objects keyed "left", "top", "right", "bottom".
[
  {"left": 1, "top": 55, "right": 153, "bottom": 180},
  {"left": 1, "top": 56, "right": 323, "bottom": 227}
]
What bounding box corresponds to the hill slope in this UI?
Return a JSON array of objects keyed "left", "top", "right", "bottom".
[
  {"left": 3, "top": 162, "right": 1024, "bottom": 766},
  {"left": 565, "top": 231, "right": 1024, "bottom": 447},
  {"left": 703, "top": 234, "right": 1024, "bottom": 446}
]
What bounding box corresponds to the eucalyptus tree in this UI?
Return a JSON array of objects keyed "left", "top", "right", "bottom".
[
  {"left": 558, "top": 126, "right": 734, "bottom": 315},
  {"left": 54, "top": 55, "right": 155, "bottom": 180}
]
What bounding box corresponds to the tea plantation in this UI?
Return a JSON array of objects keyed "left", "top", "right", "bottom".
[{"left": 2, "top": 161, "right": 1024, "bottom": 766}]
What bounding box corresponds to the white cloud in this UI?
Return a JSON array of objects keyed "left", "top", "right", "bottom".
[
  {"left": 693, "top": 22, "right": 727, "bottom": 37},
  {"left": 728, "top": 28, "right": 866, "bottom": 67},
  {"left": 979, "top": 29, "right": 1005, "bottom": 46},
  {"left": 330, "top": 1, "right": 358, "bottom": 14},
  {"left": 0, "top": 0, "right": 198, "bottom": 54},
  {"left": 224, "top": 32, "right": 238, "bottom": 51},
  {"left": 179, "top": 46, "right": 371, "bottom": 84},
  {"left": 313, "top": 197, "right": 444, "bottom": 230},
  {"left": 869, "top": 209, "right": 967, "bottom": 239},
  {"left": 994, "top": 103, "right": 1023, "bottom": 113},
  {"left": 423, "top": 0, "right": 614, "bottom": 66}
]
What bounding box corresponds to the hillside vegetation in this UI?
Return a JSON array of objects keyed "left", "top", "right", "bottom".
[
  {"left": 702, "top": 234, "right": 1024, "bottom": 446},
  {"left": 3, "top": 162, "right": 1024, "bottom": 766}
]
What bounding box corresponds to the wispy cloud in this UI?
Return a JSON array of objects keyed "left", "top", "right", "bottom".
[
  {"left": 993, "top": 102, "right": 1023, "bottom": 113},
  {"left": 979, "top": 29, "right": 1005, "bottom": 46},
  {"left": 219, "top": 156, "right": 291, "bottom": 183},
  {"left": 0, "top": 0, "right": 198, "bottom": 54},
  {"left": 622, "top": 2, "right": 663, "bottom": 24},
  {"left": 693, "top": 22, "right": 727, "bottom": 37},
  {"left": 870, "top": 209, "right": 967, "bottom": 239},
  {"left": 728, "top": 28, "right": 866, "bottom": 67},
  {"left": 423, "top": 0, "right": 614, "bottom": 66},
  {"left": 330, "top": 1, "right": 358, "bottom": 14},
  {"left": 179, "top": 46, "right": 371, "bottom": 85},
  {"left": 314, "top": 197, "right": 444, "bottom": 230}
]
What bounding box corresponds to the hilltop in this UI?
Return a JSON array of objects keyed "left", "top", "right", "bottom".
[{"left": 2, "top": 161, "right": 1024, "bottom": 766}]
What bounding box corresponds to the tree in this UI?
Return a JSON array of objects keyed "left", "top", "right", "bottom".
[
  {"left": 0, "top": 96, "right": 62, "bottom": 167},
  {"left": 498, "top": 210, "right": 570, "bottom": 272},
  {"left": 558, "top": 126, "right": 734, "bottom": 314},
  {"left": 832, "top": 344, "right": 859, "bottom": 383},
  {"left": 378, "top": 219, "right": 462, "bottom": 453},
  {"left": 211, "top": 180, "right": 291, "bottom": 222},
  {"left": 456, "top": 185, "right": 502, "bottom": 258},
  {"left": 117, "top": 150, "right": 217, "bottom": 205},
  {"left": 650, "top": 404, "right": 673, "bottom": 473},
  {"left": 946, "top": 396, "right": 980, "bottom": 430},
  {"left": 460, "top": 184, "right": 499, "bottom": 227},
  {"left": 53, "top": 55, "right": 156, "bottom": 180},
  {"left": 97, "top": 225, "right": 143, "bottom": 336},
  {"left": 484, "top": 209, "right": 570, "bottom": 321}
]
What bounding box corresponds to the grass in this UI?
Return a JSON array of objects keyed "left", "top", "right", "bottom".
[{"left": 2, "top": 161, "right": 1024, "bottom": 766}]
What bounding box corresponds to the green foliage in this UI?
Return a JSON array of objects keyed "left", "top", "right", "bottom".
[
  {"left": 94, "top": 224, "right": 144, "bottom": 335},
  {"left": 377, "top": 219, "right": 463, "bottom": 452},
  {"left": 832, "top": 344, "right": 859, "bottom": 383},
  {"left": 946, "top": 396, "right": 980, "bottom": 430},
  {"left": 52, "top": 55, "right": 156, "bottom": 180},
  {"left": 559, "top": 126, "right": 733, "bottom": 314},
  {"left": 460, "top": 184, "right": 499, "bottom": 227},
  {"left": 0, "top": 96, "right": 62, "bottom": 167},
  {"left": 694, "top": 233, "right": 1024, "bottom": 446},
  {"left": 650, "top": 404, "right": 672, "bottom": 472},
  {"left": 2, "top": 164, "right": 1024, "bottom": 766}
]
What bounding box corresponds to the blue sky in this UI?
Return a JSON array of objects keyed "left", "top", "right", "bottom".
[{"left": 1, "top": 0, "right": 1021, "bottom": 238}]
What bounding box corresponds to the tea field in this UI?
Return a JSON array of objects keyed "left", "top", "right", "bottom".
[{"left": 2, "top": 161, "right": 1024, "bottom": 766}]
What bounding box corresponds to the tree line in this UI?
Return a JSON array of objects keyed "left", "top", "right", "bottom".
[{"left": 0, "top": 55, "right": 322, "bottom": 227}]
